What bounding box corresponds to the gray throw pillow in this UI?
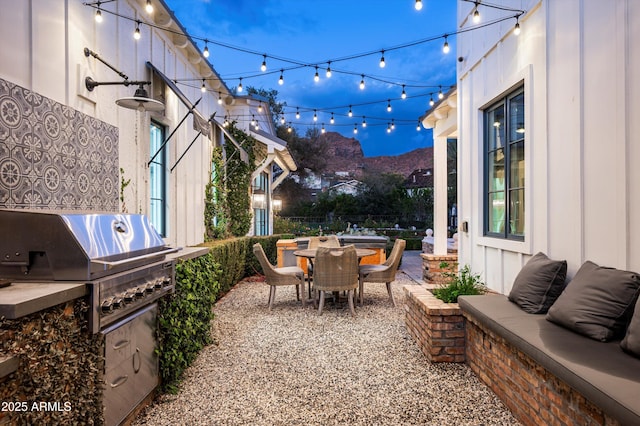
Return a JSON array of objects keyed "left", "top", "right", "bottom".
[
  {"left": 508, "top": 252, "right": 567, "bottom": 314},
  {"left": 546, "top": 261, "right": 640, "bottom": 342},
  {"left": 621, "top": 297, "right": 640, "bottom": 358}
]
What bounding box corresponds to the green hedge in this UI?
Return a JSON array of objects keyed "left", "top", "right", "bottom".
[{"left": 157, "top": 234, "right": 284, "bottom": 393}]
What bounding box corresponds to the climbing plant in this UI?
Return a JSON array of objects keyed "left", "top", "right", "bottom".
[{"left": 204, "top": 123, "right": 256, "bottom": 240}]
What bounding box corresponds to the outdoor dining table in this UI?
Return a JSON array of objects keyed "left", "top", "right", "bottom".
[{"left": 293, "top": 247, "right": 376, "bottom": 301}]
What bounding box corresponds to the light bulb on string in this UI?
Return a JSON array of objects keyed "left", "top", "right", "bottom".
[
  {"left": 401, "top": 85, "right": 407, "bottom": 99},
  {"left": 321, "top": 124, "right": 326, "bottom": 134},
  {"left": 362, "top": 116, "right": 367, "bottom": 128},
  {"left": 287, "top": 123, "right": 292, "bottom": 133},
  {"left": 313, "top": 110, "right": 318, "bottom": 122},
  {"left": 261, "top": 55, "right": 267, "bottom": 72},
  {"left": 95, "top": 8, "right": 103, "bottom": 23},
  {"left": 330, "top": 113, "right": 335, "bottom": 124},
  {"left": 237, "top": 78, "right": 243, "bottom": 93},
  {"left": 353, "top": 125, "right": 358, "bottom": 134},
  {"left": 296, "top": 108, "right": 300, "bottom": 119},
  {"left": 326, "top": 62, "right": 332, "bottom": 78},
  {"left": 387, "top": 124, "right": 392, "bottom": 133},
  {"left": 200, "top": 80, "right": 206, "bottom": 93},
  {"left": 278, "top": 70, "right": 284, "bottom": 85},
  {"left": 145, "top": 0, "right": 153, "bottom": 14},
  {"left": 314, "top": 66, "right": 320, "bottom": 82},
  {"left": 133, "top": 21, "right": 141, "bottom": 40},
  {"left": 379, "top": 50, "right": 386, "bottom": 68},
  {"left": 359, "top": 75, "right": 365, "bottom": 90},
  {"left": 438, "top": 87, "right": 444, "bottom": 99},
  {"left": 429, "top": 96, "right": 435, "bottom": 106},
  {"left": 387, "top": 100, "right": 392, "bottom": 112},
  {"left": 514, "top": 18, "right": 521, "bottom": 36},
  {"left": 257, "top": 103, "right": 263, "bottom": 113},
  {"left": 280, "top": 115, "right": 286, "bottom": 124},
  {"left": 217, "top": 92, "right": 223, "bottom": 105},
  {"left": 473, "top": 3, "right": 480, "bottom": 23},
  {"left": 203, "top": 43, "right": 210, "bottom": 58},
  {"left": 416, "top": 121, "right": 422, "bottom": 131},
  {"left": 251, "top": 115, "right": 256, "bottom": 126},
  {"left": 348, "top": 106, "right": 353, "bottom": 117},
  {"left": 442, "top": 35, "right": 450, "bottom": 54},
  {"left": 415, "top": 0, "right": 423, "bottom": 11},
  {"left": 391, "top": 119, "right": 395, "bottom": 130}
]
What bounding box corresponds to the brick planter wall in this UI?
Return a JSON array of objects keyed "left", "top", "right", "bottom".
[
  {"left": 403, "top": 285, "right": 465, "bottom": 363},
  {"left": 464, "top": 314, "right": 620, "bottom": 426},
  {"left": 421, "top": 254, "right": 458, "bottom": 284}
]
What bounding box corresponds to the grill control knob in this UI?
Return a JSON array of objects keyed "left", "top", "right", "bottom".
[
  {"left": 162, "top": 278, "right": 172, "bottom": 286},
  {"left": 135, "top": 287, "right": 145, "bottom": 297},
  {"left": 101, "top": 299, "right": 114, "bottom": 314},
  {"left": 145, "top": 284, "right": 155, "bottom": 293},
  {"left": 154, "top": 279, "right": 163, "bottom": 289},
  {"left": 124, "top": 292, "right": 135, "bottom": 302},
  {"left": 112, "top": 297, "right": 123, "bottom": 309}
]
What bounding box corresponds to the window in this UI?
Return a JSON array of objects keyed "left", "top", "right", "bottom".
[
  {"left": 149, "top": 121, "right": 167, "bottom": 237},
  {"left": 484, "top": 87, "right": 524, "bottom": 240},
  {"left": 253, "top": 172, "right": 269, "bottom": 236}
]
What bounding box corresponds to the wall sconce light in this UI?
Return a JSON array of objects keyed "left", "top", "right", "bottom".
[
  {"left": 252, "top": 189, "right": 266, "bottom": 209},
  {"left": 272, "top": 198, "right": 282, "bottom": 212},
  {"left": 84, "top": 47, "right": 164, "bottom": 112}
]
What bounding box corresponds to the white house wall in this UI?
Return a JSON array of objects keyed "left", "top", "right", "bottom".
[
  {"left": 457, "top": 0, "right": 640, "bottom": 294},
  {"left": 0, "top": 0, "right": 235, "bottom": 247}
]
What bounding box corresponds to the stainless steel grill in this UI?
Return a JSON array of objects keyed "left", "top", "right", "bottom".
[{"left": 0, "top": 209, "right": 180, "bottom": 426}]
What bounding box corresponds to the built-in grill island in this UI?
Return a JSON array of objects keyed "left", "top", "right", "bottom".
[{"left": 0, "top": 209, "right": 179, "bottom": 426}]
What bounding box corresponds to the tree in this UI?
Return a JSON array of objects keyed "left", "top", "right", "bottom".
[{"left": 246, "top": 87, "right": 286, "bottom": 129}]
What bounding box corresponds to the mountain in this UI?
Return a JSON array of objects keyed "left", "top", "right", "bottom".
[{"left": 319, "top": 132, "right": 433, "bottom": 178}]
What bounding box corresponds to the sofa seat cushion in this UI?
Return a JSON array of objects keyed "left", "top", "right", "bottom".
[{"left": 459, "top": 295, "right": 640, "bottom": 426}]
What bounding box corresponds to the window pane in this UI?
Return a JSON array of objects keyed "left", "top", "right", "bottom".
[
  {"left": 509, "top": 188, "right": 525, "bottom": 236},
  {"left": 488, "top": 148, "right": 505, "bottom": 192},
  {"left": 149, "top": 122, "right": 166, "bottom": 236},
  {"left": 509, "top": 92, "right": 525, "bottom": 141},
  {"left": 509, "top": 141, "right": 524, "bottom": 188},
  {"left": 488, "top": 192, "right": 505, "bottom": 234},
  {"left": 487, "top": 107, "right": 505, "bottom": 150}
]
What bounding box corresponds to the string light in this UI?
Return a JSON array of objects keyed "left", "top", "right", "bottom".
[
  {"left": 261, "top": 55, "right": 267, "bottom": 72},
  {"left": 314, "top": 66, "right": 320, "bottom": 82},
  {"left": 391, "top": 119, "right": 395, "bottom": 130},
  {"left": 442, "top": 35, "right": 450, "bottom": 54},
  {"left": 321, "top": 123, "right": 326, "bottom": 134},
  {"left": 296, "top": 108, "right": 300, "bottom": 119},
  {"left": 203, "top": 41, "right": 210, "bottom": 58},
  {"left": 237, "top": 77, "right": 243, "bottom": 93},
  {"left": 379, "top": 50, "right": 386, "bottom": 68},
  {"left": 416, "top": 120, "right": 422, "bottom": 131},
  {"left": 145, "top": 0, "right": 153, "bottom": 14},
  {"left": 280, "top": 115, "right": 286, "bottom": 124},
  {"left": 217, "top": 92, "right": 223, "bottom": 105},
  {"left": 387, "top": 124, "right": 392, "bottom": 133},
  {"left": 278, "top": 70, "right": 284, "bottom": 85},
  {"left": 133, "top": 21, "right": 141, "bottom": 40},
  {"left": 95, "top": 5, "right": 103, "bottom": 23},
  {"left": 362, "top": 116, "right": 367, "bottom": 128},
  {"left": 287, "top": 122, "right": 292, "bottom": 133},
  {"left": 429, "top": 96, "right": 435, "bottom": 106},
  {"left": 353, "top": 124, "right": 358, "bottom": 134},
  {"left": 223, "top": 116, "right": 229, "bottom": 127},
  {"left": 330, "top": 113, "right": 335, "bottom": 124},
  {"left": 257, "top": 103, "right": 263, "bottom": 113},
  {"left": 514, "top": 18, "right": 521, "bottom": 35},
  {"left": 438, "top": 87, "right": 444, "bottom": 99},
  {"left": 401, "top": 85, "right": 407, "bottom": 99},
  {"left": 359, "top": 75, "right": 365, "bottom": 90},
  {"left": 473, "top": 2, "right": 480, "bottom": 23},
  {"left": 251, "top": 115, "right": 256, "bottom": 126},
  {"left": 313, "top": 110, "right": 318, "bottom": 121},
  {"left": 348, "top": 106, "right": 353, "bottom": 117},
  {"left": 387, "top": 99, "right": 392, "bottom": 112},
  {"left": 415, "top": 0, "right": 423, "bottom": 11},
  {"left": 200, "top": 79, "right": 206, "bottom": 93},
  {"left": 326, "top": 61, "right": 332, "bottom": 78}
]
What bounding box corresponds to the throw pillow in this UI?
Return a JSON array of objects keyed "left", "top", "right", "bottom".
[
  {"left": 508, "top": 252, "right": 567, "bottom": 314},
  {"left": 546, "top": 261, "right": 640, "bottom": 341},
  {"left": 621, "top": 297, "right": 640, "bottom": 358}
]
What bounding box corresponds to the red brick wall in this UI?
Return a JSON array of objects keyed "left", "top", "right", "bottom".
[
  {"left": 465, "top": 315, "right": 621, "bottom": 426},
  {"left": 404, "top": 285, "right": 465, "bottom": 363}
]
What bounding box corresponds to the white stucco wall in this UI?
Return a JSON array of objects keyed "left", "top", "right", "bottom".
[
  {"left": 456, "top": 0, "right": 640, "bottom": 293},
  {"left": 0, "top": 0, "right": 236, "bottom": 247}
]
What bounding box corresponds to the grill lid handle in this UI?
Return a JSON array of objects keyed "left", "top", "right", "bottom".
[{"left": 92, "top": 247, "right": 181, "bottom": 269}]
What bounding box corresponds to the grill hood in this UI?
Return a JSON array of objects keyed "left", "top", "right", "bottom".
[{"left": 0, "top": 209, "right": 177, "bottom": 281}]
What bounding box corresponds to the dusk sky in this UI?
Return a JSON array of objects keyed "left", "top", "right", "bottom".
[{"left": 163, "top": 0, "right": 458, "bottom": 157}]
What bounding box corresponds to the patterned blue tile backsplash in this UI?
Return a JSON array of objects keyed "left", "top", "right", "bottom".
[{"left": 0, "top": 78, "right": 119, "bottom": 211}]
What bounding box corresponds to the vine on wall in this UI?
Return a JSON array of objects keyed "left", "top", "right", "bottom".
[{"left": 204, "top": 123, "right": 256, "bottom": 240}]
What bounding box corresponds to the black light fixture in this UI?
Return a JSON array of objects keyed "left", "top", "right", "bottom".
[{"left": 84, "top": 47, "right": 164, "bottom": 112}]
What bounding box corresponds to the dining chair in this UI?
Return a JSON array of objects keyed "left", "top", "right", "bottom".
[
  {"left": 358, "top": 239, "right": 406, "bottom": 306},
  {"left": 313, "top": 245, "right": 359, "bottom": 316},
  {"left": 253, "top": 243, "right": 306, "bottom": 310}
]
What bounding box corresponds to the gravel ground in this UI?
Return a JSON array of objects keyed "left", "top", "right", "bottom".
[{"left": 134, "top": 271, "right": 520, "bottom": 426}]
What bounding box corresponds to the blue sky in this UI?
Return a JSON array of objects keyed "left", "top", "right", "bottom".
[{"left": 163, "top": 0, "right": 458, "bottom": 157}]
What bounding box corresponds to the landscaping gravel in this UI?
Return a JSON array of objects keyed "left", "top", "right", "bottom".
[{"left": 133, "top": 270, "right": 520, "bottom": 426}]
